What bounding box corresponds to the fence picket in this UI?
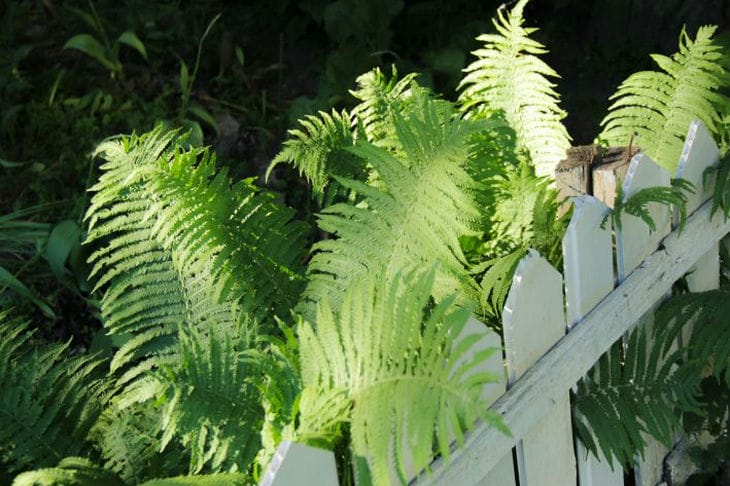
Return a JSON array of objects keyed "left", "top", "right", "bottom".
[
  {"left": 503, "top": 250, "right": 576, "bottom": 485},
  {"left": 563, "top": 196, "right": 622, "bottom": 485},
  {"left": 260, "top": 441, "right": 338, "bottom": 486}
]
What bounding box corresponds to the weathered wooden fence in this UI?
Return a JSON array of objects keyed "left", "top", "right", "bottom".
[{"left": 260, "top": 120, "right": 728, "bottom": 486}]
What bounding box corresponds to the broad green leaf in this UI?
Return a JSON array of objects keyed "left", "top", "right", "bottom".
[
  {"left": 0, "top": 158, "right": 25, "bottom": 168},
  {"left": 64, "top": 34, "right": 120, "bottom": 72},
  {"left": 0, "top": 266, "right": 55, "bottom": 318},
  {"left": 117, "top": 31, "right": 148, "bottom": 60},
  {"left": 46, "top": 220, "right": 81, "bottom": 279},
  {"left": 188, "top": 103, "right": 220, "bottom": 134}
]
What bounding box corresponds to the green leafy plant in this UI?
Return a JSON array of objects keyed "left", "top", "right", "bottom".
[
  {"left": 606, "top": 178, "right": 695, "bottom": 232},
  {"left": 296, "top": 268, "right": 506, "bottom": 484},
  {"left": 64, "top": 1, "right": 147, "bottom": 79},
  {"left": 599, "top": 25, "right": 730, "bottom": 172},
  {"left": 458, "top": 0, "right": 571, "bottom": 178}
]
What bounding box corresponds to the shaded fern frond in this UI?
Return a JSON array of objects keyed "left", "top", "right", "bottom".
[
  {"left": 90, "top": 400, "right": 187, "bottom": 484},
  {"left": 0, "top": 310, "right": 107, "bottom": 476},
  {"left": 296, "top": 268, "right": 506, "bottom": 484},
  {"left": 458, "top": 0, "right": 570, "bottom": 177},
  {"left": 708, "top": 151, "right": 730, "bottom": 220},
  {"left": 12, "top": 457, "right": 125, "bottom": 486},
  {"left": 85, "top": 126, "right": 307, "bottom": 386},
  {"left": 299, "top": 87, "right": 482, "bottom": 317},
  {"left": 607, "top": 178, "right": 694, "bottom": 232},
  {"left": 267, "top": 109, "right": 363, "bottom": 204},
  {"left": 654, "top": 290, "right": 730, "bottom": 383},
  {"left": 573, "top": 321, "right": 701, "bottom": 469},
  {"left": 475, "top": 248, "right": 527, "bottom": 324},
  {"left": 599, "top": 26, "right": 730, "bottom": 171}
]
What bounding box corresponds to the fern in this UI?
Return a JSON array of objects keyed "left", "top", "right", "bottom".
[
  {"left": 85, "top": 126, "right": 307, "bottom": 387},
  {"left": 458, "top": 0, "right": 571, "bottom": 178},
  {"left": 708, "top": 151, "right": 730, "bottom": 220},
  {"left": 606, "top": 178, "right": 694, "bottom": 232},
  {"left": 155, "top": 324, "right": 263, "bottom": 474},
  {"left": 573, "top": 322, "right": 702, "bottom": 469},
  {"left": 599, "top": 25, "right": 730, "bottom": 172},
  {"left": 0, "top": 310, "right": 107, "bottom": 476},
  {"left": 299, "top": 86, "right": 482, "bottom": 317},
  {"left": 90, "top": 399, "right": 188, "bottom": 483},
  {"left": 350, "top": 65, "right": 418, "bottom": 147},
  {"left": 296, "top": 268, "right": 507, "bottom": 484},
  {"left": 12, "top": 457, "right": 125, "bottom": 486},
  {"left": 13, "top": 457, "right": 250, "bottom": 486},
  {"left": 267, "top": 109, "right": 363, "bottom": 204}
]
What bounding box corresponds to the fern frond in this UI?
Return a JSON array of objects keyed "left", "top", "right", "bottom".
[
  {"left": 85, "top": 126, "right": 307, "bottom": 386},
  {"left": 12, "top": 457, "right": 125, "bottom": 486},
  {"left": 607, "top": 178, "right": 694, "bottom": 232},
  {"left": 137, "top": 473, "right": 251, "bottom": 486},
  {"left": 267, "top": 109, "right": 363, "bottom": 204},
  {"left": 573, "top": 322, "right": 700, "bottom": 469},
  {"left": 654, "top": 290, "right": 730, "bottom": 383},
  {"left": 709, "top": 151, "right": 730, "bottom": 220},
  {"left": 296, "top": 268, "right": 506, "bottom": 484},
  {"left": 156, "top": 324, "right": 263, "bottom": 474},
  {"left": 90, "top": 399, "right": 188, "bottom": 484},
  {"left": 458, "top": 0, "right": 571, "bottom": 177},
  {"left": 0, "top": 310, "right": 107, "bottom": 475},
  {"left": 599, "top": 26, "right": 730, "bottom": 171},
  {"left": 299, "top": 88, "right": 482, "bottom": 317},
  {"left": 350, "top": 65, "right": 419, "bottom": 147}
]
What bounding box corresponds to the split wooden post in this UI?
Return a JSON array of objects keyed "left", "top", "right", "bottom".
[{"left": 502, "top": 250, "right": 577, "bottom": 485}]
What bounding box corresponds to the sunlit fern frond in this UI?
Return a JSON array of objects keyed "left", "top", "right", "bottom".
[
  {"left": 350, "top": 65, "right": 419, "bottom": 147},
  {"left": 458, "top": 0, "right": 570, "bottom": 178},
  {"left": 85, "top": 126, "right": 307, "bottom": 387},
  {"left": 0, "top": 310, "right": 107, "bottom": 476},
  {"left": 298, "top": 87, "right": 482, "bottom": 317},
  {"left": 267, "top": 109, "right": 364, "bottom": 204},
  {"left": 156, "top": 324, "right": 263, "bottom": 474},
  {"left": 296, "top": 268, "right": 506, "bottom": 485},
  {"left": 599, "top": 25, "right": 730, "bottom": 172}
]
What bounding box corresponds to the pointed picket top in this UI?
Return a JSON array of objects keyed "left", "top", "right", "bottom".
[
  {"left": 502, "top": 249, "right": 565, "bottom": 383},
  {"left": 260, "top": 441, "right": 338, "bottom": 486},
  {"left": 451, "top": 317, "right": 517, "bottom": 486},
  {"left": 676, "top": 119, "right": 720, "bottom": 213},
  {"left": 502, "top": 249, "right": 576, "bottom": 485},
  {"left": 616, "top": 153, "right": 672, "bottom": 281},
  {"left": 563, "top": 195, "right": 614, "bottom": 329}
]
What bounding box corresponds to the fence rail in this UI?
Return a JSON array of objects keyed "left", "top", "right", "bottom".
[{"left": 262, "top": 120, "right": 726, "bottom": 486}]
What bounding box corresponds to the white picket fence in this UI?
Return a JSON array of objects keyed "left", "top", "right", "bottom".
[{"left": 260, "top": 120, "right": 728, "bottom": 486}]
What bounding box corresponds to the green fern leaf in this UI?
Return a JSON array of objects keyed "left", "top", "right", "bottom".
[
  {"left": 137, "top": 472, "right": 251, "bottom": 486},
  {"left": 156, "top": 324, "right": 263, "bottom": 474},
  {"left": 299, "top": 87, "right": 482, "bottom": 317},
  {"left": 0, "top": 311, "right": 107, "bottom": 475},
  {"left": 350, "top": 65, "right": 418, "bottom": 147},
  {"left": 607, "top": 178, "right": 694, "bottom": 232},
  {"left": 85, "top": 126, "right": 307, "bottom": 387},
  {"left": 599, "top": 26, "right": 730, "bottom": 171},
  {"left": 458, "top": 0, "right": 571, "bottom": 177},
  {"left": 267, "top": 109, "right": 362, "bottom": 204},
  {"left": 296, "top": 268, "right": 506, "bottom": 484},
  {"left": 12, "top": 457, "right": 125, "bottom": 486}
]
